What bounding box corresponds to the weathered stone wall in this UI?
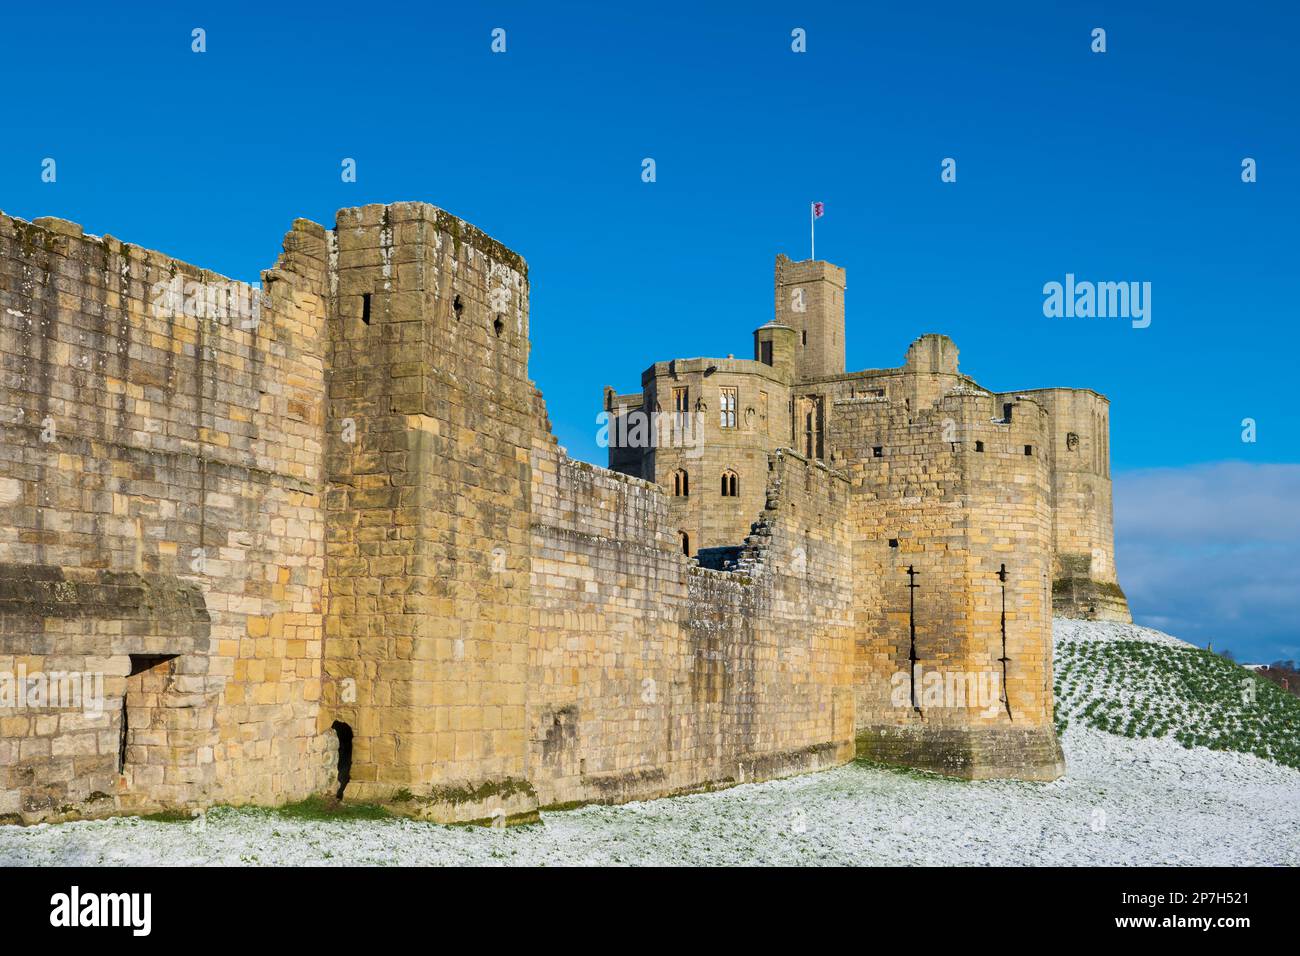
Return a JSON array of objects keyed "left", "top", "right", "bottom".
[
  {"left": 831, "top": 355, "right": 1063, "bottom": 780},
  {"left": 634, "top": 358, "right": 791, "bottom": 557},
  {"left": 3, "top": 207, "right": 1120, "bottom": 822},
  {"left": 321, "top": 202, "right": 535, "bottom": 823},
  {"left": 0, "top": 211, "right": 332, "bottom": 822},
  {"left": 773, "top": 255, "right": 845, "bottom": 381},
  {"left": 1014, "top": 388, "right": 1129, "bottom": 621},
  {"left": 528, "top": 431, "right": 853, "bottom": 808},
  {"left": 1, "top": 203, "right": 863, "bottom": 825}
]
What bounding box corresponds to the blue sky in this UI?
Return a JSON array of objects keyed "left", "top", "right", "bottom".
[{"left": 3, "top": 1, "right": 1296, "bottom": 659}]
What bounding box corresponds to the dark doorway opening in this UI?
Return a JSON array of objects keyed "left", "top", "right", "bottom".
[{"left": 331, "top": 720, "right": 353, "bottom": 799}]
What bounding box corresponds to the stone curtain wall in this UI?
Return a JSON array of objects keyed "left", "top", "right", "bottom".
[
  {"left": 528, "top": 430, "right": 854, "bottom": 808},
  {"left": 728, "top": 450, "right": 855, "bottom": 775},
  {"left": 0, "top": 212, "right": 332, "bottom": 822},
  {"left": 2, "top": 202, "right": 855, "bottom": 824},
  {"left": 528, "top": 427, "right": 692, "bottom": 806}
]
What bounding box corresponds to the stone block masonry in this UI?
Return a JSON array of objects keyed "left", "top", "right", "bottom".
[
  {"left": 528, "top": 429, "right": 853, "bottom": 809},
  {"left": 322, "top": 203, "right": 535, "bottom": 823},
  {"left": 0, "top": 201, "right": 865, "bottom": 824},
  {"left": 0, "top": 211, "right": 331, "bottom": 821},
  {"left": 1, "top": 200, "right": 1124, "bottom": 821},
  {"left": 605, "top": 266, "right": 1130, "bottom": 780}
]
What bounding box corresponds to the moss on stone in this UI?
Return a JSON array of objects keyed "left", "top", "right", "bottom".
[
  {"left": 268, "top": 795, "right": 392, "bottom": 821},
  {"left": 140, "top": 808, "right": 195, "bottom": 823},
  {"left": 434, "top": 209, "right": 527, "bottom": 277},
  {"left": 420, "top": 776, "right": 537, "bottom": 806}
]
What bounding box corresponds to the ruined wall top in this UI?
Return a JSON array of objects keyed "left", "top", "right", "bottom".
[{"left": 904, "top": 333, "right": 960, "bottom": 376}]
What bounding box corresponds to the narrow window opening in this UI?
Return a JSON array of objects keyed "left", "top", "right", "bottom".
[
  {"left": 679, "top": 531, "right": 690, "bottom": 556},
  {"left": 331, "top": 720, "right": 353, "bottom": 799},
  {"left": 494, "top": 316, "right": 504, "bottom": 337},
  {"left": 801, "top": 330, "right": 808, "bottom": 346},
  {"left": 361, "top": 293, "right": 371, "bottom": 325},
  {"left": 872, "top": 446, "right": 883, "bottom": 458},
  {"left": 1002, "top": 402, "right": 1013, "bottom": 423},
  {"left": 118, "top": 698, "right": 127, "bottom": 773},
  {"left": 996, "top": 565, "right": 1013, "bottom": 719},
  {"left": 975, "top": 440, "right": 985, "bottom": 452},
  {"left": 760, "top": 340, "right": 773, "bottom": 366},
  {"left": 1024, "top": 444, "right": 1033, "bottom": 456},
  {"left": 888, "top": 538, "right": 899, "bottom": 548},
  {"left": 906, "top": 566, "right": 921, "bottom": 713},
  {"left": 452, "top": 294, "right": 463, "bottom": 319}
]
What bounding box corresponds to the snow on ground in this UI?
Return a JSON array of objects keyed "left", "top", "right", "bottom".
[
  {"left": 1, "top": 620, "right": 1297, "bottom": 866},
  {"left": 1055, "top": 618, "right": 1300, "bottom": 768},
  {"left": 1054, "top": 617, "right": 1196, "bottom": 651}
]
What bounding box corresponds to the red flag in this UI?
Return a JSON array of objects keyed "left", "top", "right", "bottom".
[{"left": 813, "top": 201, "right": 825, "bottom": 218}]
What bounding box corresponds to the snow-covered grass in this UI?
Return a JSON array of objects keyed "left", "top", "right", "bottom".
[
  {"left": 1, "top": 619, "right": 1297, "bottom": 866},
  {"left": 1055, "top": 620, "right": 1300, "bottom": 768}
]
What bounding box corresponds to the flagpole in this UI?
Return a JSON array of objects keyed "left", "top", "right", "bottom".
[{"left": 810, "top": 202, "right": 815, "bottom": 260}]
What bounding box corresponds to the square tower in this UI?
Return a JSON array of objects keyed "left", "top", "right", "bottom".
[{"left": 773, "top": 254, "right": 846, "bottom": 382}]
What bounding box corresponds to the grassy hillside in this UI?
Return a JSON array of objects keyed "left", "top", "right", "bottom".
[{"left": 1053, "top": 620, "right": 1300, "bottom": 770}]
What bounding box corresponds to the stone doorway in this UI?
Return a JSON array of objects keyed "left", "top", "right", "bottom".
[{"left": 118, "top": 655, "right": 178, "bottom": 783}]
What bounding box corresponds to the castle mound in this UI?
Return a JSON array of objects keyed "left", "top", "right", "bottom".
[{"left": 1054, "top": 620, "right": 1300, "bottom": 770}]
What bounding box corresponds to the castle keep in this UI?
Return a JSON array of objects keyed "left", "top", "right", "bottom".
[{"left": 0, "top": 203, "right": 1127, "bottom": 824}]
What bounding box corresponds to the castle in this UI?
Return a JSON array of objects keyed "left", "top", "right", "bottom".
[{"left": 0, "top": 202, "right": 1127, "bottom": 825}]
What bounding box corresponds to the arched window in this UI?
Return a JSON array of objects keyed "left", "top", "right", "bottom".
[
  {"left": 679, "top": 530, "right": 690, "bottom": 555},
  {"left": 720, "top": 470, "right": 739, "bottom": 497},
  {"left": 671, "top": 469, "right": 689, "bottom": 497}
]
